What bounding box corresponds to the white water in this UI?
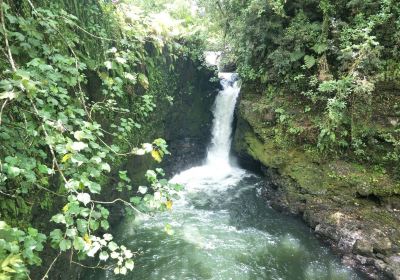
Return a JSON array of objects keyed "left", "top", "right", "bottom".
[
  {"left": 96, "top": 66, "right": 362, "bottom": 280},
  {"left": 170, "top": 72, "right": 246, "bottom": 194},
  {"left": 207, "top": 73, "right": 240, "bottom": 166},
  {"left": 204, "top": 51, "right": 221, "bottom": 68}
]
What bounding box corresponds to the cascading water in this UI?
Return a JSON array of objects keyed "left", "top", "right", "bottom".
[
  {"left": 92, "top": 69, "right": 364, "bottom": 280},
  {"left": 206, "top": 73, "right": 239, "bottom": 167},
  {"left": 169, "top": 73, "right": 245, "bottom": 187}
]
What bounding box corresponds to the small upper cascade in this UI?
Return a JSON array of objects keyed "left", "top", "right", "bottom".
[
  {"left": 206, "top": 72, "right": 240, "bottom": 168},
  {"left": 204, "top": 51, "right": 221, "bottom": 68}
]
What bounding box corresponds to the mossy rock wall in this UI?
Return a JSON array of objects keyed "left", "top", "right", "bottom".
[{"left": 233, "top": 84, "right": 400, "bottom": 279}]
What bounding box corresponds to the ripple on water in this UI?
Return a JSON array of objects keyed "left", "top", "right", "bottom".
[
  {"left": 86, "top": 69, "right": 364, "bottom": 280},
  {"left": 90, "top": 171, "right": 363, "bottom": 280}
]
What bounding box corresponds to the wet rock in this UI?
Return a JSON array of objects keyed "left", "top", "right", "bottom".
[
  {"left": 371, "top": 229, "right": 392, "bottom": 255},
  {"left": 233, "top": 88, "right": 400, "bottom": 279},
  {"left": 387, "top": 256, "right": 400, "bottom": 279},
  {"left": 353, "top": 239, "right": 374, "bottom": 256},
  {"left": 219, "top": 61, "right": 237, "bottom": 72},
  {"left": 374, "top": 259, "right": 388, "bottom": 275}
]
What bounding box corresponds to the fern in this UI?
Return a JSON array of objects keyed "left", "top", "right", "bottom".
[{"left": 304, "top": 55, "right": 316, "bottom": 69}]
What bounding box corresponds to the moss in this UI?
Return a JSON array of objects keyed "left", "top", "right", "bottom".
[
  {"left": 360, "top": 208, "right": 400, "bottom": 231},
  {"left": 235, "top": 97, "right": 400, "bottom": 200}
]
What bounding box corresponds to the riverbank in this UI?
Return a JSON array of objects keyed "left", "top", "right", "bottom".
[{"left": 233, "top": 86, "right": 400, "bottom": 279}]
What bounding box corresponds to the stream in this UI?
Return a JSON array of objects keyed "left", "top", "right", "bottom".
[{"left": 90, "top": 73, "right": 363, "bottom": 280}]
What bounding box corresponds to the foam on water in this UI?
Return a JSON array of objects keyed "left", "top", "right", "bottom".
[
  {"left": 170, "top": 72, "right": 244, "bottom": 194},
  {"left": 92, "top": 57, "right": 363, "bottom": 280}
]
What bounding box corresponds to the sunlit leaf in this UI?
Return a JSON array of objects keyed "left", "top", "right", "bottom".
[
  {"left": 138, "top": 186, "right": 147, "bottom": 194},
  {"left": 0, "top": 90, "right": 18, "bottom": 100},
  {"left": 151, "top": 150, "right": 162, "bottom": 162},
  {"left": 99, "top": 251, "right": 109, "bottom": 261},
  {"left": 77, "top": 193, "right": 91, "bottom": 205},
  {"left": 165, "top": 200, "right": 173, "bottom": 210}
]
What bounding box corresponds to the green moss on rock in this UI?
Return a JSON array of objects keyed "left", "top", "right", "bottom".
[{"left": 234, "top": 91, "right": 400, "bottom": 278}]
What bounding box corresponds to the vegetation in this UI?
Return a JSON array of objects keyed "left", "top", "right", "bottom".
[
  {"left": 199, "top": 0, "right": 400, "bottom": 178},
  {"left": 2, "top": 0, "right": 400, "bottom": 278},
  {"left": 0, "top": 0, "right": 209, "bottom": 278}
]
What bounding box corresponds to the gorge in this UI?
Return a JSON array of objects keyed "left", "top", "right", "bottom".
[{"left": 1, "top": 1, "right": 400, "bottom": 280}]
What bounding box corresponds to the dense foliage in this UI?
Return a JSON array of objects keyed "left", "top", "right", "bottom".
[
  {"left": 0, "top": 0, "right": 208, "bottom": 278},
  {"left": 2, "top": 0, "right": 400, "bottom": 278},
  {"left": 199, "top": 0, "right": 400, "bottom": 176}
]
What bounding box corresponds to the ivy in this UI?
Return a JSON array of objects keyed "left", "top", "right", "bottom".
[
  {"left": 0, "top": 0, "right": 205, "bottom": 278},
  {"left": 199, "top": 0, "right": 400, "bottom": 167}
]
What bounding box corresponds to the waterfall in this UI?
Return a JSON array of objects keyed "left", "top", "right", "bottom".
[
  {"left": 169, "top": 70, "right": 244, "bottom": 188},
  {"left": 99, "top": 55, "right": 362, "bottom": 280},
  {"left": 206, "top": 73, "right": 240, "bottom": 167}
]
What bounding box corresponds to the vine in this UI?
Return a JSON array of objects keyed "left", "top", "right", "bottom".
[{"left": 0, "top": 0, "right": 204, "bottom": 278}]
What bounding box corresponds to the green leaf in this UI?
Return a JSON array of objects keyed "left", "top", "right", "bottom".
[
  {"left": 108, "top": 241, "right": 118, "bottom": 251},
  {"left": 89, "top": 220, "right": 99, "bottom": 231},
  {"left": 66, "top": 228, "right": 77, "bottom": 238},
  {"left": 59, "top": 239, "right": 72, "bottom": 251},
  {"left": 0, "top": 90, "right": 18, "bottom": 100},
  {"left": 164, "top": 224, "right": 174, "bottom": 235},
  {"left": 37, "top": 164, "right": 49, "bottom": 174},
  {"left": 99, "top": 207, "right": 109, "bottom": 218},
  {"left": 79, "top": 208, "right": 90, "bottom": 218},
  {"left": 77, "top": 193, "right": 91, "bottom": 205},
  {"left": 100, "top": 163, "right": 111, "bottom": 172},
  {"left": 70, "top": 142, "right": 88, "bottom": 152},
  {"left": 138, "top": 186, "right": 147, "bottom": 194},
  {"left": 49, "top": 229, "right": 62, "bottom": 243},
  {"left": 138, "top": 74, "right": 149, "bottom": 89},
  {"left": 101, "top": 220, "right": 109, "bottom": 230},
  {"left": 99, "top": 251, "right": 109, "bottom": 261},
  {"left": 312, "top": 43, "right": 328, "bottom": 54},
  {"left": 87, "top": 181, "right": 101, "bottom": 193},
  {"left": 51, "top": 214, "right": 66, "bottom": 224},
  {"left": 76, "top": 219, "right": 88, "bottom": 233},
  {"left": 304, "top": 55, "right": 316, "bottom": 69},
  {"left": 130, "top": 196, "right": 141, "bottom": 205},
  {"left": 103, "top": 233, "right": 113, "bottom": 241},
  {"left": 125, "top": 259, "right": 134, "bottom": 270},
  {"left": 73, "top": 237, "right": 85, "bottom": 251},
  {"left": 104, "top": 61, "right": 113, "bottom": 69},
  {"left": 73, "top": 131, "right": 85, "bottom": 141},
  {"left": 27, "top": 227, "right": 38, "bottom": 237},
  {"left": 115, "top": 57, "right": 127, "bottom": 64},
  {"left": 7, "top": 166, "right": 21, "bottom": 177}
]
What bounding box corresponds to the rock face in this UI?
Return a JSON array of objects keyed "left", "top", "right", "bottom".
[
  {"left": 233, "top": 87, "right": 400, "bottom": 280},
  {"left": 39, "top": 59, "right": 219, "bottom": 280},
  {"left": 161, "top": 60, "right": 219, "bottom": 175},
  {"left": 121, "top": 59, "right": 218, "bottom": 185}
]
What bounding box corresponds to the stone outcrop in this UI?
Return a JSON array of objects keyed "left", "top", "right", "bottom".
[{"left": 233, "top": 87, "right": 400, "bottom": 280}]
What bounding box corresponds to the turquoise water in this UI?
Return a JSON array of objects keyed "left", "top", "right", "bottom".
[
  {"left": 88, "top": 71, "right": 363, "bottom": 280},
  {"left": 89, "top": 172, "right": 363, "bottom": 280}
]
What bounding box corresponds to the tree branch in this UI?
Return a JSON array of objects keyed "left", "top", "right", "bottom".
[
  {"left": 40, "top": 252, "right": 61, "bottom": 280},
  {"left": 70, "top": 260, "right": 112, "bottom": 270},
  {"left": 0, "top": 0, "right": 16, "bottom": 71},
  {"left": 34, "top": 183, "right": 66, "bottom": 197},
  {"left": 0, "top": 99, "right": 8, "bottom": 125},
  {"left": 93, "top": 198, "right": 148, "bottom": 216},
  {"left": 30, "top": 100, "right": 68, "bottom": 184},
  {"left": 0, "top": 190, "right": 16, "bottom": 198}
]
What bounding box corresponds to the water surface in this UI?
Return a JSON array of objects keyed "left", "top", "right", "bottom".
[{"left": 90, "top": 72, "right": 363, "bottom": 280}]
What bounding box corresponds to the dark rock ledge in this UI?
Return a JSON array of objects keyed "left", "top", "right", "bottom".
[{"left": 233, "top": 104, "right": 400, "bottom": 280}]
